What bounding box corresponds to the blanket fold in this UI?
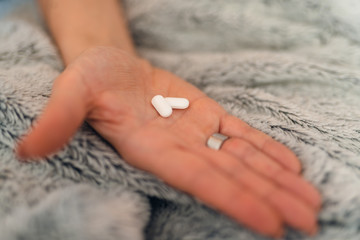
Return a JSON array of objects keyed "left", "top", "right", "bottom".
[{"left": 0, "top": 0, "right": 360, "bottom": 239}]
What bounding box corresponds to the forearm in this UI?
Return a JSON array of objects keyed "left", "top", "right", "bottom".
[{"left": 38, "top": 0, "right": 136, "bottom": 65}]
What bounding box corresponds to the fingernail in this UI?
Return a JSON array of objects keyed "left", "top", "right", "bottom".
[
  {"left": 15, "top": 147, "right": 26, "bottom": 161},
  {"left": 15, "top": 141, "right": 29, "bottom": 161},
  {"left": 274, "top": 227, "right": 284, "bottom": 239},
  {"left": 15, "top": 146, "right": 41, "bottom": 162},
  {"left": 308, "top": 225, "right": 318, "bottom": 236}
]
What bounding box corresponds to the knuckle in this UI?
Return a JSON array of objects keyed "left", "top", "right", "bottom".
[
  {"left": 186, "top": 168, "right": 212, "bottom": 193},
  {"left": 238, "top": 141, "right": 257, "bottom": 159},
  {"left": 170, "top": 159, "right": 211, "bottom": 193},
  {"left": 261, "top": 137, "right": 274, "bottom": 151}
]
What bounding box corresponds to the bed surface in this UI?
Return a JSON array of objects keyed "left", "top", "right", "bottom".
[{"left": 0, "top": 0, "right": 359, "bottom": 239}]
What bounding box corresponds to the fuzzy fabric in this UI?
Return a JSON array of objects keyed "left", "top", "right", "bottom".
[{"left": 0, "top": 0, "right": 360, "bottom": 239}]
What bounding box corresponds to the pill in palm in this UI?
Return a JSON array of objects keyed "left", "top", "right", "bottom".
[
  {"left": 151, "top": 95, "right": 172, "bottom": 117},
  {"left": 165, "top": 97, "right": 189, "bottom": 109}
]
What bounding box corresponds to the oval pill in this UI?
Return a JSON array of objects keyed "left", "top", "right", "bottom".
[
  {"left": 151, "top": 95, "right": 172, "bottom": 117},
  {"left": 165, "top": 97, "right": 189, "bottom": 109}
]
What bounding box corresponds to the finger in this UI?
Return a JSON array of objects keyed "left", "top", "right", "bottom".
[
  {"left": 267, "top": 188, "right": 318, "bottom": 235},
  {"left": 122, "top": 134, "right": 283, "bottom": 237},
  {"left": 220, "top": 114, "right": 301, "bottom": 173},
  {"left": 222, "top": 138, "right": 322, "bottom": 210},
  {"left": 157, "top": 150, "right": 283, "bottom": 237},
  {"left": 16, "top": 70, "right": 89, "bottom": 160},
  {"left": 197, "top": 147, "right": 317, "bottom": 235}
]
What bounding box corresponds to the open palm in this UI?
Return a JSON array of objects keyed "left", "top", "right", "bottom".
[{"left": 16, "top": 47, "right": 321, "bottom": 237}]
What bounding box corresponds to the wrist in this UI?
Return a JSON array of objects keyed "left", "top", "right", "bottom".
[
  {"left": 39, "top": 0, "right": 136, "bottom": 66},
  {"left": 57, "top": 32, "right": 136, "bottom": 66}
]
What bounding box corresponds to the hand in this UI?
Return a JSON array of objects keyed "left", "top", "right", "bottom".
[{"left": 16, "top": 46, "right": 321, "bottom": 237}]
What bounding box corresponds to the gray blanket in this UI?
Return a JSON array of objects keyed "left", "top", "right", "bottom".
[{"left": 0, "top": 0, "right": 360, "bottom": 239}]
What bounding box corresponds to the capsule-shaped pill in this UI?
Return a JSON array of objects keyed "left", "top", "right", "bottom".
[
  {"left": 165, "top": 97, "right": 189, "bottom": 109},
  {"left": 151, "top": 95, "right": 172, "bottom": 117}
]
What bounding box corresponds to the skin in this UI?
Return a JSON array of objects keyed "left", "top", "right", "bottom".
[{"left": 15, "top": 0, "right": 321, "bottom": 238}]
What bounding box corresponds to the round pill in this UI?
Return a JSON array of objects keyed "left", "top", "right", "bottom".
[{"left": 151, "top": 95, "right": 172, "bottom": 117}]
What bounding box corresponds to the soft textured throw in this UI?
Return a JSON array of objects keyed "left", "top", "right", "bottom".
[{"left": 0, "top": 0, "right": 359, "bottom": 239}]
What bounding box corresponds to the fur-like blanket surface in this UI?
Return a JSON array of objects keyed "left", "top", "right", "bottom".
[{"left": 0, "top": 0, "right": 360, "bottom": 239}]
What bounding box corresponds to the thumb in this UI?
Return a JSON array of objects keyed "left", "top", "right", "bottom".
[{"left": 16, "top": 69, "right": 90, "bottom": 160}]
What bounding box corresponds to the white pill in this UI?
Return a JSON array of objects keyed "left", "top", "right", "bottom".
[
  {"left": 165, "top": 97, "right": 189, "bottom": 109},
  {"left": 151, "top": 95, "right": 172, "bottom": 117}
]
